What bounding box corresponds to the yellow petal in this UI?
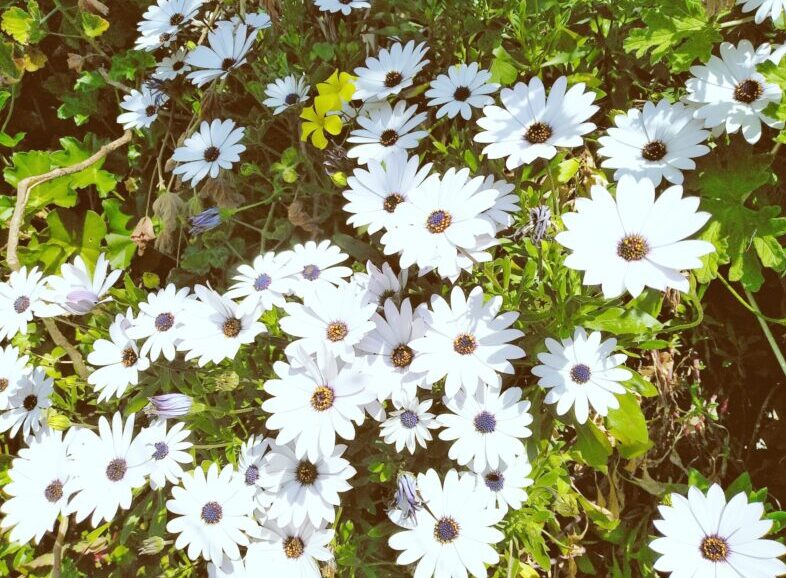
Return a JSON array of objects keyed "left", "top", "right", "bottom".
[
  {"left": 324, "top": 115, "right": 343, "bottom": 135},
  {"left": 311, "top": 129, "right": 328, "bottom": 149}
]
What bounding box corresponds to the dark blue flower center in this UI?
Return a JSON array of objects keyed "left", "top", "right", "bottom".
[
  {"left": 473, "top": 411, "right": 497, "bottom": 434},
  {"left": 284, "top": 93, "right": 299, "bottom": 105},
  {"left": 201, "top": 501, "right": 223, "bottom": 524},
  {"left": 152, "top": 442, "right": 169, "bottom": 460},
  {"left": 453, "top": 86, "right": 471, "bottom": 101},
  {"left": 484, "top": 470, "right": 505, "bottom": 492},
  {"left": 433, "top": 516, "right": 460, "bottom": 543},
  {"left": 154, "top": 312, "right": 175, "bottom": 332},
  {"left": 399, "top": 410, "right": 419, "bottom": 429},
  {"left": 106, "top": 458, "right": 128, "bottom": 482},
  {"left": 23, "top": 394, "right": 37, "bottom": 411},
  {"left": 44, "top": 480, "right": 64, "bottom": 502},
  {"left": 13, "top": 296, "right": 30, "bottom": 313},
  {"left": 426, "top": 210, "right": 452, "bottom": 234},
  {"left": 302, "top": 264, "right": 321, "bottom": 281},
  {"left": 570, "top": 363, "right": 592, "bottom": 384},
  {"left": 244, "top": 464, "right": 259, "bottom": 485}
]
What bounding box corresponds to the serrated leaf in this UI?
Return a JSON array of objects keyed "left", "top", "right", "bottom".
[
  {"left": 81, "top": 12, "right": 109, "bottom": 38},
  {"left": 1, "top": 2, "right": 44, "bottom": 45}
]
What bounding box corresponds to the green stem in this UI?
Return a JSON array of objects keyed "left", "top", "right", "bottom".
[
  {"left": 718, "top": 275, "right": 786, "bottom": 326},
  {"left": 664, "top": 292, "right": 704, "bottom": 333},
  {"left": 744, "top": 288, "right": 786, "bottom": 378}
]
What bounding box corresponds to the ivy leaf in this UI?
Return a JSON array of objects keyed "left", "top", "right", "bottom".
[
  {"left": 81, "top": 12, "right": 109, "bottom": 38},
  {"left": 1, "top": 1, "right": 45, "bottom": 45}
]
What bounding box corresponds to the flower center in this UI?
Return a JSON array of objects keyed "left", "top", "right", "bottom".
[
  {"left": 524, "top": 122, "right": 553, "bottom": 144},
  {"left": 391, "top": 344, "right": 414, "bottom": 368},
  {"left": 570, "top": 363, "right": 592, "bottom": 384},
  {"left": 13, "top": 296, "right": 30, "bottom": 313},
  {"left": 616, "top": 234, "right": 650, "bottom": 262},
  {"left": 159, "top": 32, "right": 171, "bottom": 43},
  {"left": 426, "top": 210, "right": 452, "bottom": 234},
  {"left": 700, "top": 535, "right": 729, "bottom": 562},
  {"left": 453, "top": 86, "right": 471, "bottom": 101},
  {"left": 473, "top": 410, "right": 497, "bottom": 434},
  {"left": 295, "top": 460, "right": 318, "bottom": 485},
  {"left": 222, "top": 318, "right": 242, "bottom": 338},
  {"left": 151, "top": 441, "right": 168, "bottom": 460},
  {"left": 326, "top": 321, "right": 348, "bottom": 342},
  {"left": 433, "top": 516, "right": 460, "bottom": 544},
  {"left": 284, "top": 93, "right": 299, "bottom": 105},
  {"left": 105, "top": 458, "right": 128, "bottom": 482},
  {"left": 380, "top": 129, "right": 399, "bottom": 146},
  {"left": 203, "top": 146, "right": 220, "bottom": 162},
  {"left": 383, "top": 193, "right": 404, "bottom": 213},
  {"left": 283, "top": 536, "right": 305, "bottom": 559},
  {"left": 121, "top": 347, "right": 138, "bottom": 368},
  {"left": 642, "top": 140, "right": 667, "bottom": 161},
  {"left": 244, "top": 464, "right": 259, "bottom": 485},
  {"left": 154, "top": 312, "right": 175, "bottom": 332},
  {"left": 384, "top": 71, "right": 403, "bottom": 88},
  {"left": 734, "top": 79, "right": 763, "bottom": 104},
  {"left": 172, "top": 61, "right": 185, "bottom": 71},
  {"left": 453, "top": 333, "right": 477, "bottom": 355},
  {"left": 169, "top": 13, "right": 184, "bottom": 25},
  {"left": 399, "top": 410, "right": 419, "bottom": 429},
  {"left": 145, "top": 105, "right": 157, "bottom": 117},
  {"left": 0, "top": 378, "right": 7, "bottom": 392},
  {"left": 221, "top": 58, "right": 235, "bottom": 71},
  {"left": 254, "top": 273, "right": 272, "bottom": 291},
  {"left": 44, "top": 480, "right": 64, "bottom": 503},
  {"left": 201, "top": 501, "right": 223, "bottom": 524},
  {"left": 302, "top": 264, "right": 321, "bottom": 281},
  {"left": 21, "top": 393, "right": 38, "bottom": 411},
  {"left": 310, "top": 385, "right": 335, "bottom": 411},
  {"left": 484, "top": 470, "right": 505, "bottom": 492}
]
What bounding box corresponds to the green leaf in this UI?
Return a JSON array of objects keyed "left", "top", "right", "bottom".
[
  {"left": 0, "top": 39, "right": 22, "bottom": 83},
  {"left": 582, "top": 306, "right": 663, "bottom": 336},
  {"left": 1, "top": 2, "right": 45, "bottom": 45},
  {"left": 575, "top": 422, "right": 612, "bottom": 471},
  {"left": 557, "top": 158, "right": 580, "bottom": 183},
  {"left": 81, "top": 12, "right": 109, "bottom": 38},
  {"left": 0, "top": 130, "right": 24, "bottom": 147},
  {"left": 606, "top": 393, "right": 653, "bottom": 459},
  {"left": 81, "top": 210, "right": 106, "bottom": 263},
  {"left": 489, "top": 45, "right": 518, "bottom": 85},
  {"left": 624, "top": 371, "right": 658, "bottom": 398}
]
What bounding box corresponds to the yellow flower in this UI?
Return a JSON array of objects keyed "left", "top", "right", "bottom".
[
  {"left": 315, "top": 70, "right": 356, "bottom": 111},
  {"left": 300, "top": 100, "right": 343, "bottom": 150}
]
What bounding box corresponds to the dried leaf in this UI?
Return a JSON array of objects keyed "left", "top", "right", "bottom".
[
  {"left": 131, "top": 216, "right": 155, "bottom": 256},
  {"left": 288, "top": 199, "right": 320, "bottom": 236},
  {"left": 67, "top": 52, "right": 84, "bottom": 72}
]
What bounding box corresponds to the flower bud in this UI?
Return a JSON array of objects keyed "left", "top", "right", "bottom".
[{"left": 146, "top": 393, "right": 193, "bottom": 418}]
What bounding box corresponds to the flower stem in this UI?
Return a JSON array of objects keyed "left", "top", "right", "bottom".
[
  {"left": 744, "top": 288, "right": 786, "bottom": 378},
  {"left": 719, "top": 15, "right": 754, "bottom": 28},
  {"left": 52, "top": 515, "right": 69, "bottom": 578}
]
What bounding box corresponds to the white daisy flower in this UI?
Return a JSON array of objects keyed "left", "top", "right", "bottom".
[
  {"left": 380, "top": 168, "right": 497, "bottom": 280},
  {"left": 287, "top": 240, "right": 353, "bottom": 300},
  {"left": 650, "top": 484, "right": 786, "bottom": 577},
  {"left": 314, "top": 0, "right": 370, "bottom": 15},
  {"left": 154, "top": 48, "right": 190, "bottom": 80},
  {"left": 353, "top": 40, "right": 429, "bottom": 102},
  {"left": 246, "top": 521, "right": 334, "bottom": 576},
  {"left": 67, "top": 412, "right": 149, "bottom": 527},
  {"left": 479, "top": 174, "right": 519, "bottom": 233},
  {"left": 475, "top": 76, "right": 598, "bottom": 169},
  {"left": 116, "top": 85, "right": 168, "bottom": 130},
  {"left": 597, "top": 100, "right": 710, "bottom": 186},
  {"left": 410, "top": 285, "right": 525, "bottom": 398},
  {"left": 347, "top": 101, "right": 429, "bottom": 165},
  {"left": 0, "top": 429, "right": 76, "bottom": 544},
  {"left": 177, "top": 285, "right": 267, "bottom": 367},
  {"left": 0, "top": 368, "right": 52, "bottom": 440},
  {"left": 224, "top": 251, "right": 297, "bottom": 317},
  {"left": 263, "top": 75, "right": 310, "bottom": 115},
  {"left": 0, "top": 266, "right": 52, "bottom": 341},
  {"left": 171, "top": 119, "right": 246, "bottom": 187},
  {"left": 166, "top": 463, "right": 259, "bottom": 563},
  {"left": 230, "top": 10, "right": 272, "bottom": 30},
  {"left": 556, "top": 176, "right": 715, "bottom": 298},
  {"left": 388, "top": 469, "right": 504, "bottom": 578},
  {"left": 532, "top": 327, "right": 632, "bottom": 424},
  {"left": 280, "top": 282, "right": 376, "bottom": 363},
  {"left": 135, "top": 0, "right": 203, "bottom": 51},
  {"left": 438, "top": 385, "right": 532, "bottom": 472},
  {"left": 260, "top": 442, "right": 355, "bottom": 527},
  {"left": 262, "top": 346, "right": 376, "bottom": 462},
  {"left": 44, "top": 253, "right": 122, "bottom": 315},
  {"left": 237, "top": 435, "right": 273, "bottom": 513},
  {"left": 126, "top": 284, "right": 195, "bottom": 361},
  {"left": 425, "top": 63, "right": 499, "bottom": 120},
  {"left": 357, "top": 298, "right": 429, "bottom": 403},
  {"left": 0, "top": 344, "right": 30, "bottom": 410},
  {"left": 185, "top": 22, "right": 256, "bottom": 87},
  {"left": 379, "top": 396, "right": 439, "bottom": 454},
  {"left": 141, "top": 419, "right": 193, "bottom": 490},
  {"left": 685, "top": 40, "right": 784, "bottom": 144},
  {"left": 208, "top": 558, "right": 250, "bottom": 578},
  {"left": 349, "top": 260, "right": 409, "bottom": 308},
  {"left": 87, "top": 312, "right": 150, "bottom": 402},
  {"left": 343, "top": 150, "right": 433, "bottom": 235},
  {"left": 737, "top": 0, "right": 786, "bottom": 25},
  {"left": 467, "top": 455, "right": 533, "bottom": 515}
]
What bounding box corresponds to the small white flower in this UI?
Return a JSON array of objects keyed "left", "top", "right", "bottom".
[
  {"left": 556, "top": 176, "right": 715, "bottom": 298},
  {"left": 88, "top": 312, "right": 150, "bottom": 402},
  {"left": 67, "top": 412, "right": 149, "bottom": 527},
  {"left": 262, "top": 346, "right": 376, "bottom": 461},
  {"left": 126, "top": 284, "right": 195, "bottom": 361},
  {"left": 353, "top": 41, "right": 429, "bottom": 102},
  {"left": 314, "top": 0, "right": 370, "bottom": 16},
  {"left": 0, "top": 266, "right": 52, "bottom": 341},
  {"left": 0, "top": 344, "right": 30, "bottom": 410},
  {"left": 343, "top": 150, "right": 433, "bottom": 235},
  {"left": 532, "top": 327, "right": 632, "bottom": 424},
  {"left": 44, "top": 253, "right": 122, "bottom": 315},
  {"left": 467, "top": 456, "right": 533, "bottom": 515},
  {"left": 237, "top": 435, "right": 273, "bottom": 513},
  {"left": 246, "top": 521, "right": 334, "bottom": 576},
  {"left": 224, "top": 251, "right": 298, "bottom": 317},
  {"left": 410, "top": 286, "right": 525, "bottom": 398},
  {"left": 685, "top": 40, "right": 783, "bottom": 144},
  {"left": 475, "top": 76, "right": 598, "bottom": 169},
  {"left": 597, "top": 100, "right": 710, "bottom": 186},
  {"left": 426, "top": 63, "right": 499, "bottom": 120},
  {"left": 0, "top": 368, "right": 52, "bottom": 440},
  {"left": 154, "top": 48, "right": 190, "bottom": 81},
  {"left": 135, "top": 0, "right": 203, "bottom": 51},
  {"left": 737, "top": 0, "right": 786, "bottom": 24},
  {"left": 438, "top": 385, "right": 532, "bottom": 472},
  {"left": 347, "top": 101, "right": 429, "bottom": 165},
  {"left": 650, "top": 484, "right": 786, "bottom": 577},
  {"left": 380, "top": 396, "right": 439, "bottom": 454},
  {"left": 349, "top": 261, "right": 409, "bottom": 308},
  {"left": 287, "top": 239, "right": 353, "bottom": 300},
  {"left": 117, "top": 85, "right": 169, "bottom": 130},
  {"left": 0, "top": 429, "right": 77, "bottom": 544},
  {"left": 141, "top": 419, "right": 193, "bottom": 490},
  {"left": 171, "top": 119, "right": 246, "bottom": 187},
  {"left": 186, "top": 22, "right": 256, "bottom": 87},
  {"left": 166, "top": 463, "right": 259, "bottom": 563},
  {"left": 388, "top": 469, "right": 504, "bottom": 578},
  {"left": 263, "top": 75, "right": 310, "bottom": 115},
  {"left": 260, "top": 442, "right": 355, "bottom": 527}
]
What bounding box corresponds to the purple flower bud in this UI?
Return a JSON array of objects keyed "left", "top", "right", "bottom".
[
  {"left": 64, "top": 289, "right": 100, "bottom": 314},
  {"left": 146, "top": 393, "right": 192, "bottom": 418},
  {"left": 188, "top": 207, "right": 222, "bottom": 235},
  {"left": 393, "top": 471, "right": 423, "bottom": 521},
  {"left": 529, "top": 205, "right": 551, "bottom": 245}
]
